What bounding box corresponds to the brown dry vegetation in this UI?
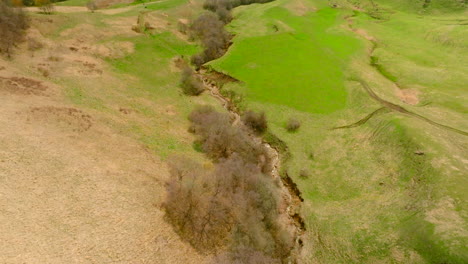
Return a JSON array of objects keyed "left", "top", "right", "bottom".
[
  {"left": 188, "top": 106, "right": 271, "bottom": 170},
  {"left": 0, "top": 4, "right": 208, "bottom": 263},
  {"left": 242, "top": 110, "right": 268, "bottom": 134},
  {"left": 163, "top": 106, "right": 294, "bottom": 262}
]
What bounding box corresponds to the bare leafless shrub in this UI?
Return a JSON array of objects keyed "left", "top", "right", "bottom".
[
  {"left": 286, "top": 118, "right": 301, "bottom": 132},
  {"left": 189, "top": 13, "right": 231, "bottom": 67},
  {"left": 203, "top": 0, "right": 272, "bottom": 13},
  {"left": 163, "top": 157, "right": 232, "bottom": 250},
  {"left": 242, "top": 110, "right": 267, "bottom": 134},
  {"left": 189, "top": 106, "right": 270, "bottom": 171},
  {"left": 35, "top": 0, "right": 54, "bottom": 14},
  {"left": 190, "top": 54, "right": 204, "bottom": 69},
  {"left": 0, "top": 1, "right": 29, "bottom": 57},
  {"left": 177, "top": 20, "right": 188, "bottom": 34},
  {"left": 163, "top": 155, "right": 291, "bottom": 259},
  {"left": 299, "top": 168, "right": 309, "bottom": 179},
  {"left": 86, "top": 0, "right": 97, "bottom": 12},
  {"left": 216, "top": 6, "right": 232, "bottom": 24},
  {"left": 203, "top": 0, "right": 234, "bottom": 12},
  {"left": 180, "top": 66, "right": 205, "bottom": 95}
]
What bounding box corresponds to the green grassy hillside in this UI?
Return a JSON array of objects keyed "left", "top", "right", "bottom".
[
  {"left": 209, "top": 0, "right": 468, "bottom": 263},
  {"left": 210, "top": 6, "right": 363, "bottom": 114}
]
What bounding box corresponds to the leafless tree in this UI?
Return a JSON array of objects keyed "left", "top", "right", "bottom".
[{"left": 0, "top": 0, "right": 29, "bottom": 57}]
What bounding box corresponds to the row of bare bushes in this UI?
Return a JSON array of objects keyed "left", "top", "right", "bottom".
[
  {"left": 163, "top": 106, "right": 293, "bottom": 263},
  {"left": 166, "top": 0, "right": 299, "bottom": 261}
]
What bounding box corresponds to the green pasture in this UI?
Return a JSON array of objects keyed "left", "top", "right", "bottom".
[{"left": 211, "top": 6, "right": 363, "bottom": 114}]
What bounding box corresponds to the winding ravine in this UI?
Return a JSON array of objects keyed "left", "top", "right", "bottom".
[{"left": 196, "top": 69, "right": 306, "bottom": 261}]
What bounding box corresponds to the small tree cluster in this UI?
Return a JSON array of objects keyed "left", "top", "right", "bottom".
[
  {"left": 180, "top": 66, "right": 205, "bottom": 95},
  {"left": 242, "top": 110, "right": 267, "bottom": 134},
  {"left": 0, "top": 0, "right": 29, "bottom": 57}
]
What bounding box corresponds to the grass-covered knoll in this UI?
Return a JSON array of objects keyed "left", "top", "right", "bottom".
[
  {"left": 209, "top": 0, "right": 467, "bottom": 263},
  {"left": 211, "top": 5, "right": 363, "bottom": 114}
]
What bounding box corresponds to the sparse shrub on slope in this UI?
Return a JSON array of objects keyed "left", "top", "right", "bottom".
[
  {"left": 35, "top": 0, "right": 54, "bottom": 14},
  {"left": 180, "top": 66, "right": 205, "bottom": 95},
  {"left": 242, "top": 110, "right": 267, "bottom": 134},
  {"left": 286, "top": 118, "right": 301, "bottom": 132},
  {"left": 86, "top": 0, "right": 97, "bottom": 12},
  {"left": 0, "top": 1, "right": 29, "bottom": 57}
]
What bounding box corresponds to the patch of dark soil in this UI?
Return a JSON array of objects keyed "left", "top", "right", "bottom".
[
  {"left": 201, "top": 66, "right": 239, "bottom": 85},
  {"left": 28, "top": 106, "right": 93, "bottom": 132},
  {"left": 0, "top": 76, "right": 48, "bottom": 96},
  {"left": 282, "top": 172, "right": 304, "bottom": 203}
]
